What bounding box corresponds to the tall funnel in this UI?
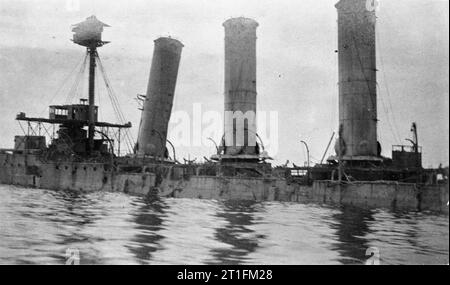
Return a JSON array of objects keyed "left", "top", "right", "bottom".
[
  {"left": 335, "top": 0, "right": 378, "bottom": 159},
  {"left": 223, "top": 17, "right": 259, "bottom": 157},
  {"left": 137, "top": 37, "right": 183, "bottom": 158}
]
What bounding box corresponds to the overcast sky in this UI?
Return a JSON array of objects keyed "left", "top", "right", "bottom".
[{"left": 0, "top": 0, "right": 448, "bottom": 167}]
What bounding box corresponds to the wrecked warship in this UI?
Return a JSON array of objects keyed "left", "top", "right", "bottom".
[{"left": 0, "top": 0, "right": 448, "bottom": 212}]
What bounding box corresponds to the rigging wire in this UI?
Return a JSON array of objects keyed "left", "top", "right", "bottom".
[
  {"left": 64, "top": 53, "right": 85, "bottom": 104},
  {"left": 348, "top": 13, "right": 402, "bottom": 145},
  {"left": 376, "top": 27, "right": 403, "bottom": 143},
  {"left": 377, "top": 82, "right": 402, "bottom": 143},
  {"left": 76, "top": 58, "right": 86, "bottom": 103},
  {"left": 96, "top": 67, "right": 102, "bottom": 121},
  {"left": 18, "top": 121, "right": 26, "bottom": 136},
  {"left": 96, "top": 60, "right": 134, "bottom": 151},
  {"left": 38, "top": 53, "right": 87, "bottom": 115},
  {"left": 96, "top": 55, "right": 135, "bottom": 153},
  {"left": 65, "top": 52, "right": 88, "bottom": 104}
]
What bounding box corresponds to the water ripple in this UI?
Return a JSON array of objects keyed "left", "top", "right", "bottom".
[{"left": 0, "top": 185, "right": 448, "bottom": 265}]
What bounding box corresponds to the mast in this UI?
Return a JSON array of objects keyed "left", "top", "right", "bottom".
[
  {"left": 72, "top": 15, "right": 110, "bottom": 154},
  {"left": 88, "top": 47, "right": 97, "bottom": 153},
  {"left": 15, "top": 16, "right": 134, "bottom": 158}
]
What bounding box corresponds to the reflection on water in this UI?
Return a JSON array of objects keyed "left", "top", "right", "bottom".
[
  {"left": 210, "top": 200, "right": 263, "bottom": 264},
  {"left": 127, "top": 199, "right": 167, "bottom": 264},
  {"left": 0, "top": 185, "right": 448, "bottom": 265},
  {"left": 331, "top": 206, "right": 375, "bottom": 264}
]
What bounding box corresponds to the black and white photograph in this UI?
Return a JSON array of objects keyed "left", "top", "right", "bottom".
[{"left": 0, "top": 0, "right": 448, "bottom": 268}]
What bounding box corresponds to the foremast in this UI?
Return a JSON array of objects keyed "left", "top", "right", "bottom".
[
  {"left": 14, "top": 15, "right": 132, "bottom": 159},
  {"left": 72, "top": 15, "right": 110, "bottom": 154}
]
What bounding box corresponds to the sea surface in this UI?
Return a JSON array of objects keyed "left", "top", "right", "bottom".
[{"left": 0, "top": 185, "right": 448, "bottom": 265}]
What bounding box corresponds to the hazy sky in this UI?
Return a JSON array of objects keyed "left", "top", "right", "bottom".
[{"left": 0, "top": 0, "right": 448, "bottom": 167}]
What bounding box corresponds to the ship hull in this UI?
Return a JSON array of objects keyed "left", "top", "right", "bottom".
[{"left": 1, "top": 153, "right": 448, "bottom": 213}]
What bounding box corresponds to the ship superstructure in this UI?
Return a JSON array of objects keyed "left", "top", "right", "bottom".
[{"left": 13, "top": 16, "right": 132, "bottom": 163}]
